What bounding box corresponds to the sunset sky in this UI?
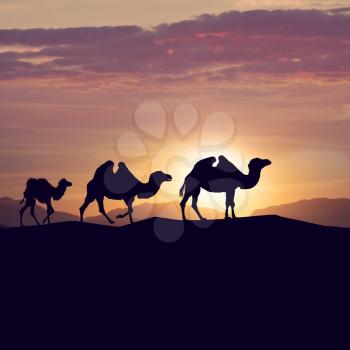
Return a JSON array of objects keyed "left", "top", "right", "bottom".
[{"left": 0, "top": 1, "right": 350, "bottom": 217}]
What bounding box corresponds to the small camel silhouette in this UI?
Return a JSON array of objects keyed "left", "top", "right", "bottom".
[
  {"left": 179, "top": 156, "right": 271, "bottom": 220},
  {"left": 19, "top": 178, "right": 72, "bottom": 226},
  {"left": 79, "top": 160, "right": 172, "bottom": 224}
]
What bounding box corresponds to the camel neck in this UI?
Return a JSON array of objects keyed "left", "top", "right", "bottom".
[
  {"left": 147, "top": 177, "right": 161, "bottom": 194},
  {"left": 241, "top": 168, "right": 262, "bottom": 189},
  {"left": 53, "top": 184, "right": 66, "bottom": 200},
  {"left": 137, "top": 177, "right": 161, "bottom": 199}
]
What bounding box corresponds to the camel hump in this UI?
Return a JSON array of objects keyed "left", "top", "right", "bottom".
[
  {"left": 192, "top": 157, "right": 216, "bottom": 171},
  {"left": 118, "top": 161, "right": 128, "bottom": 170},
  {"left": 104, "top": 161, "right": 140, "bottom": 194},
  {"left": 187, "top": 156, "right": 217, "bottom": 180},
  {"left": 195, "top": 157, "right": 216, "bottom": 168},
  {"left": 28, "top": 178, "right": 51, "bottom": 188},
  {"left": 116, "top": 161, "right": 138, "bottom": 182},
  {"left": 94, "top": 160, "right": 114, "bottom": 179},
  {"left": 26, "top": 178, "right": 37, "bottom": 187},
  {"left": 216, "top": 155, "right": 239, "bottom": 173}
]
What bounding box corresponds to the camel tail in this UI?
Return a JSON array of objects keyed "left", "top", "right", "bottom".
[
  {"left": 179, "top": 182, "right": 185, "bottom": 197},
  {"left": 116, "top": 211, "right": 129, "bottom": 219},
  {"left": 20, "top": 178, "right": 34, "bottom": 204},
  {"left": 20, "top": 194, "right": 25, "bottom": 204},
  {"left": 20, "top": 187, "right": 29, "bottom": 204}
]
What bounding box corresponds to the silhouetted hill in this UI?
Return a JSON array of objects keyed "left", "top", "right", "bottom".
[
  {"left": 1, "top": 216, "right": 350, "bottom": 345},
  {"left": 252, "top": 198, "right": 350, "bottom": 227},
  {"left": 2, "top": 215, "right": 347, "bottom": 236}
]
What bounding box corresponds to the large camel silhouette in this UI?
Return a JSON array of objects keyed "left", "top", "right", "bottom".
[
  {"left": 80, "top": 161, "right": 172, "bottom": 224},
  {"left": 179, "top": 156, "right": 271, "bottom": 220}
]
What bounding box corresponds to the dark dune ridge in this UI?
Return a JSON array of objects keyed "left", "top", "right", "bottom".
[
  {"left": 1, "top": 215, "right": 349, "bottom": 272},
  {"left": 1, "top": 216, "right": 350, "bottom": 345}
]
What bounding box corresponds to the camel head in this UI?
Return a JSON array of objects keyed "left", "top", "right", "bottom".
[
  {"left": 58, "top": 178, "right": 73, "bottom": 188},
  {"left": 137, "top": 171, "right": 172, "bottom": 199},
  {"left": 248, "top": 158, "right": 271, "bottom": 172},
  {"left": 150, "top": 171, "right": 173, "bottom": 187},
  {"left": 52, "top": 178, "right": 72, "bottom": 200}
]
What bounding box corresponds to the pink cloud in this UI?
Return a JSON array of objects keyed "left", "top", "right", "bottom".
[
  {"left": 0, "top": 9, "right": 350, "bottom": 81},
  {"left": 196, "top": 32, "right": 229, "bottom": 39}
]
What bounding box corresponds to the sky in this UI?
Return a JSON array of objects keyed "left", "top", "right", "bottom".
[
  {"left": 1, "top": 0, "right": 350, "bottom": 28},
  {"left": 0, "top": 1, "right": 350, "bottom": 217}
]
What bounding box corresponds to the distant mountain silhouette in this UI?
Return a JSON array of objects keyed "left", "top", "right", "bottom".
[
  {"left": 3, "top": 196, "right": 349, "bottom": 228},
  {"left": 0, "top": 197, "right": 78, "bottom": 227},
  {"left": 252, "top": 198, "right": 350, "bottom": 228}
]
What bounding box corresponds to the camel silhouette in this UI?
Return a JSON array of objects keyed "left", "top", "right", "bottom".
[
  {"left": 179, "top": 156, "right": 271, "bottom": 220},
  {"left": 79, "top": 160, "right": 172, "bottom": 224},
  {"left": 19, "top": 178, "right": 72, "bottom": 226}
]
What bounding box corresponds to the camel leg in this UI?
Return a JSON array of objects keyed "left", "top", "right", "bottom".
[
  {"left": 29, "top": 200, "right": 40, "bottom": 226},
  {"left": 224, "top": 193, "right": 230, "bottom": 219},
  {"left": 225, "top": 190, "right": 236, "bottom": 220},
  {"left": 230, "top": 190, "right": 236, "bottom": 219},
  {"left": 79, "top": 194, "right": 95, "bottom": 223},
  {"left": 97, "top": 196, "right": 114, "bottom": 224},
  {"left": 80, "top": 181, "right": 97, "bottom": 223},
  {"left": 20, "top": 200, "right": 31, "bottom": 227},
  {"left": 43, "top": 201, "right": 54, "bottom": 224},
  {"left": 231, "top": 203, "right": 236, "bottom": 219},
  {"left": 180, "top": 177, "right": 201, "bottom": 221},
  {"left": 180, "top": 192, "right": 191, "bottom": 221},
  {"left": 191, "top": 188, "right": 206, "bottom": 220},
  {"left": 231, "top": 204, "right": 236, "bottom": 219},
  {"left": 126, "top": 197, "right": 135, "bottom": 224}
]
